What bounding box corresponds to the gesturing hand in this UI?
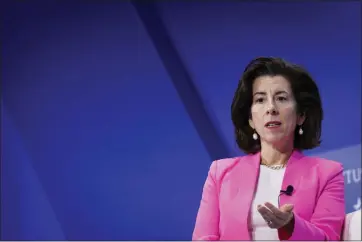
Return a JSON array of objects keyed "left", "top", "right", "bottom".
[{"left": 257, "top": 202, "right": 294, "bottom": 229}]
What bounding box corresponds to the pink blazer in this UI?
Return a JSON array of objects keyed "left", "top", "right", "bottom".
[{"left": 192, "top": 150, "right": 345, "bottom": 240}]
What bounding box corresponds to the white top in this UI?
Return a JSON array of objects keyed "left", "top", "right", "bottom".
[
  {"left": 249, "top": 165, "right": 286, "bottom": 240},
  {"left": 343, "top": 209, "right": 361, "bottom": 241}
]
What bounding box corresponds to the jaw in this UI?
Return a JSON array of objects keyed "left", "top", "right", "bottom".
[{"left": 260, "top": 133, "right": 295, "bottom": 152}]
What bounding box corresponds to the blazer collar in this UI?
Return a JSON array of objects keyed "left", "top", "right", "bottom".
[{"left": 248, "top": 149, "right": 305, "bottom": 197}]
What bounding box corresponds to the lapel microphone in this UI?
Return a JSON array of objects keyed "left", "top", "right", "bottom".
[
  {"left": 278, "top": 185, "right": 294, "bottom": 207},
  {"left": 280, "top": 185, "right": 294, "bottom": 196}
]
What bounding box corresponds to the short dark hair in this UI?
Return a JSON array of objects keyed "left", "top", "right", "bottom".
[{"left": 231, "top": 57, "right": 323, "bottom": 154}]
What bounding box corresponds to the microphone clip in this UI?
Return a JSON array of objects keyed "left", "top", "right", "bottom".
[{"left": 280, "top": 185, "right": 294, "bottom": 196}]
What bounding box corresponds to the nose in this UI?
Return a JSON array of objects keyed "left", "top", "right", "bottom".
[{"left": 266, "top": 103, "right": 279, "bottom": 115}]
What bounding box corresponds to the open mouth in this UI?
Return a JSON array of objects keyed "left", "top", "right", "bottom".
[{"left": 265, "top": 121, "right": 282, "bottom": 127}]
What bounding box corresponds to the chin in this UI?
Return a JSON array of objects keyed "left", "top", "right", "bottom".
[
  {"left": 262, "top": 135, "right": 288, "bottom": 146},
  {"left": 263, "top": 135, "right": 295, "bottom": 150}
]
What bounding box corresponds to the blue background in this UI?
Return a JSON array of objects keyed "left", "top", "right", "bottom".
[{"left": 1, "top": 1, "right": 361, "bottom": 240}]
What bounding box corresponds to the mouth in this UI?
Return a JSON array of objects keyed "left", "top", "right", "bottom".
[{"left": 265, "top": 121, "right": 282, "bottom": 128}]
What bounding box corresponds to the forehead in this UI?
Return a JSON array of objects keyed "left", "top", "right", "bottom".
[{"left": 252, "top": 75, "right": 291, "bottom": 93}]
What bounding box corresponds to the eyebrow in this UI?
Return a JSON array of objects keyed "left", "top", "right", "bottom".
[{"left": 253, "top": 91, "right": 289, "bottom": 96}]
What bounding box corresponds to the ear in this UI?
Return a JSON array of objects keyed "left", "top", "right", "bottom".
[
  {"left": 249, "top": 119, "right": 255, "bottom": 129},
  {"left": 297, "top": 113, "right": 306, "bottom": 126}
]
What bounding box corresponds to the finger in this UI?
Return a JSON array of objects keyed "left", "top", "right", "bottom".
[
  {"left": 264, "top": 202, "right": 285, "bottom": 219},
  {"left": 258, "top": 209, "right": 277, "bottom": 228},
  {"left": 263, "top": 216, "right": 278, "bottom": 228},
  {"left": 257, "top": 205, "right": 284, "bottom": 228},
  {"left": 263, "top": 204, "right": 294, "bottom": 226},
  {"left": 261, "top": 213, "right": 280, "bottom": 229},
  {"left": 257, "top": 205, "right": 276, "bottom": 219},
  {"left": 280, "top": 203, "right": 294, "bottom": 213},
  {"left": 257, "top": 205, "right": 280, "bottom": 219},
  {"left": 258, "top": 205, "right": 288, "bottom": 226}
]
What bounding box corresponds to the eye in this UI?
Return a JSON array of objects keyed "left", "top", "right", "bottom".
[
  {"left": 277, "top": 96, "right": 287, "bottom": 101},
  {"left": 255, "top": 98, "right": 264, "bottom": 103}
]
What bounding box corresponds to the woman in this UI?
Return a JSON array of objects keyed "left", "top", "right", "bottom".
[{"left": 192, "top": 57, "right": 345, "bottom": 240}]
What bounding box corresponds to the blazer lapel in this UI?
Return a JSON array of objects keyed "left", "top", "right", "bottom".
[
  {"left": 225, "top": 153, "right": 260, "bottom": 240},
  {"left": 279, "top": 150, "right": 305, "bottom": 207}
]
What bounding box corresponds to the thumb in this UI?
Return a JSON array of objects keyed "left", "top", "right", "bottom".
[{"left": 280, "top": 204, "right": 294, "bottom": 212}]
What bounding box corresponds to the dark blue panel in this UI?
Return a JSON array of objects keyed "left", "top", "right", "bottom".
[
  {"left": 2, "top": 1, "right": 211, "bottom": 240},
  {"left": 2, "top": 106, "right": 67, "bottom": 240},
  {"left": 131, "top": 1, "right": 232, "bottom": 160}
]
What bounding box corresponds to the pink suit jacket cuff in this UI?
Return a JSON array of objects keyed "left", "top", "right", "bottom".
[{"left": 287, "top": 213, "right": 325, "bottom": 241}]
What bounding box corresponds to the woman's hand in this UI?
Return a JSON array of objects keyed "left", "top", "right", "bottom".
[{"left": 257, "top": 202, "right": 294, "bottom": 229}]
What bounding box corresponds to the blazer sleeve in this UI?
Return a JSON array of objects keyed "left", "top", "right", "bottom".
[
  {"left": 192, "top": 161, "right": 220, "bottom": 240},
  {"left": 280, "top": 163, "right": 345, "bottom": 241}
]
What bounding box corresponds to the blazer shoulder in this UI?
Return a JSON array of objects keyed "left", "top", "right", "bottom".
[
  {"left": 209, "top": 155, "right": 251, "bottom": 180},
  {"left": 304, "top": 155, "right": 344, "bottom": 177},
  {"left": 306, "top": 155, "right": 343, "bottom": 168}
]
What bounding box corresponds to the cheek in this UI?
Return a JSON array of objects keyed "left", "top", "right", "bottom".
[
  {"left": 251, "top": 104, "right": 265, "bottom": 117},
  {"left": 279, "top": 106, "right": 298, "bottom": 124},
  {"left": 251, "top": 107, "right": 263, "bottom": 124}
]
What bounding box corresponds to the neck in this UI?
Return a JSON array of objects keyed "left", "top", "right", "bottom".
[{"left": 260, "top": 140, "right": 294, "bottom": 166}]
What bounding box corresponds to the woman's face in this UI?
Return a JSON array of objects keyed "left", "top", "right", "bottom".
[{"left": 249, "top": 75, "right": 305, "bottom": 147}]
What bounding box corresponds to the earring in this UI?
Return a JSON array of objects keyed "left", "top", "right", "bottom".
[
  {"left": 299, "top": 127, "right": 303, "bottom": 135},
  {"left": 253, "top": 132, "right": 258, "bottom": 140}
]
